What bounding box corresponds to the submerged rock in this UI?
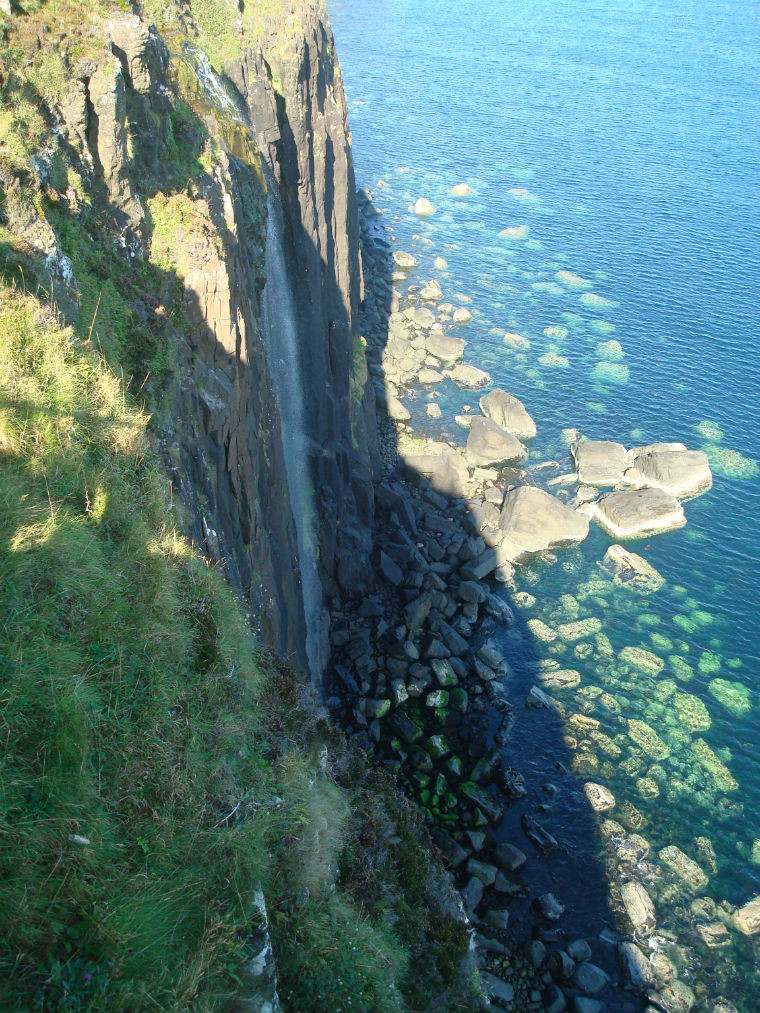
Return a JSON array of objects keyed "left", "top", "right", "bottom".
[
  {"left": 621, "top": 880, "right": 656, "bottom": 936},
  {"left": 733, "top": 895, "right": 760, "bottom": 935},
  {"left": 659, "top": 845, "right": 709, "bottom": 892},
  {"left": 600, "top": 544, "right": 664, "bottom": 594}
]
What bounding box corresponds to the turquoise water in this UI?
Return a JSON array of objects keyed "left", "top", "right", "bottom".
[{"left": 327, "top": 0, "right": 760, "bottom": 1006}]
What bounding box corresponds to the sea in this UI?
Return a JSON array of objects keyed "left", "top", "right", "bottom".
[{"left": 326, "top": 0, "right": 760, "bottom": 1008}]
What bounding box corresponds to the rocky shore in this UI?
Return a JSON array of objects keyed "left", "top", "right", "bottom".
[{"left": 321, "top": 186, "right": 743, "bottom": 1013}]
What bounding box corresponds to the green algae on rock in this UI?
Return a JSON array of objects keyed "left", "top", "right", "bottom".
[{"left": 708, "top": 678, "right": 752, "bottom": 715}]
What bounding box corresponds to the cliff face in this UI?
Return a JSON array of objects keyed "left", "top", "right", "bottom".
[
  {"left": 5, "top": 0, "right": 375, "bottom": 676},
  {"left": 232, "top": 5, "right": 377, "bottom": 601}
]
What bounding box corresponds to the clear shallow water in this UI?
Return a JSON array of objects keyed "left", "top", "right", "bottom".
[{"left": 328, "top": 0, "right": 760, "bottom": 1006}]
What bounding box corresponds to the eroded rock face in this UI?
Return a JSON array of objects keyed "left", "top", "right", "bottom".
[
  {"left": 239, "top": 3, "right": 377, "bottom": 601},
  {"left": 51, "top": 5, "right": 376, "bottom": 674},
  {"left": 500, "top": 486, "right": 590, "bottom": 554}
]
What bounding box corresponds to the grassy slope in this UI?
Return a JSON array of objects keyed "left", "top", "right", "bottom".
[{"left": 0, "top": 2, "right": 477, "bottom": 1010}]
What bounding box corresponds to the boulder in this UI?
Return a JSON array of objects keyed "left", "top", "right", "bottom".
[
  {"left": 618, "top": 940, "right": 654, "bottom": 988},
  {"left": 386, "top": 395, "right": 410, "bottom": 422},
  {"left": 600, "top": 544, "right": 665, "bottom": 593},
  {"left": 658, "top": 845, "right": 709, "bottom": 892},
  {"left": 453, "top": 307, "right": 473, "bottom": 324},
  {"left": 465, "top": 417, "right": 528, "bottom": 468},
  {"left": 573, "top": 962, "right": 609, "bottom": 995},
  {"left": 426, "top": 332, "right": 465, "bottom": 365},
  {"left": 733, "top": 894, "right": 760, "bottom": 935},
  {"left": 572, "top": 439, "right": 628, "bottom": 486},
  {"left": 447, "top": 363, "right": 491, "bottom": 389},
  {"left": 409, "top": 306, "right": 436, "bottom": 328},
  {"left": 393, "top": 250, "right": 418, "bottom": 269},
  {"left": 583, "top": 782, "right": 616, "bottom": 812},
  {"left": 413, "top": 197, "right": 435, "bottom": 216},
  {"left": 418, "top": 368, "right": 445, "bottom": 384},
  {"left": 500, "top": 486, "right": 590, "bottom": 554},
  {"left": 621, "top": 881, "right": 656, "bottom": 936},
  {"left": 629, "top": 444, "right": 712, "bottom": 499},
  {"left": 479, "top": 388, "right": 537, "bottom": 439},
  {"left": 589, "top": 488, "right": 685, "bottom": 539},
  {"left": 403, "top": 447, "right": 469, "bottom": 497},
  {"left": 480, "top": 973, "right": 515, "bottom": 1004},
  {"left": 494, "top": 842, "right": 527, "bottom": 872}
]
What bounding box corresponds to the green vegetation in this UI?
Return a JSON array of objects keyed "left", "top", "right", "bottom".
[
  {"left": 0, "top": 278, "right": 474, "bottom": 1012},
  {"left": 0, "top": 3, "right": 476, "bottom": 1010}
]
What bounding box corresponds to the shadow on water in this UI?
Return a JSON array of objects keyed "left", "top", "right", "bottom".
[
  {"left": 321, "top": 197, "right": 647, "bottom": 1009},
  {"left": 1, "top": 25, "right": 643, "bottom": 1009}
]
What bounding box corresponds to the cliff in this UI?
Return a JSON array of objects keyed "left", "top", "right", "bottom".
[
  {"left": 0, "top": 2, "right": 475, "bottom": 1011},
  {"left": 2, "top": 0, "right": 376, "bottom": 680}
]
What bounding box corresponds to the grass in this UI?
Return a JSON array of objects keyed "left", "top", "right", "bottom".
[
  {"left": 0, "top": 278, "right": 476, "bottom": 1013},
  {"left": 0, "top": 2, "right": 480, "bottom": 1009},
  {"left": 0, "top": 284, "right": 276, "bottom": 1011}
]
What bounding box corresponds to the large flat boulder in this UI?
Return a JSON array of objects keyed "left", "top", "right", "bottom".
[
  {"left": 479, "top": 388, "right": 536, "bottom": 440},
  {"left": 499, "top": 486, "right": 590, "bottom": 554},
  {"left": 629, "top": 444, "right": 712, "bottom": 499},
  {"left": 590, "top": 488, "right": 685, "bottom": 539},
  {"left": 465, "top": 417, "right": 528, "bottom": 468},
  {"left": 426, "top": 332, "right": 465, "bottom": 365},
  {"left": 572, "top": 439, "right": 628, "bottom": 486}
]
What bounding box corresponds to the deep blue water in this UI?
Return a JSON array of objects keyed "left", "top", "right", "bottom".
[{"left": 327, "top": 0, "right": 760, "bottom": 1006}]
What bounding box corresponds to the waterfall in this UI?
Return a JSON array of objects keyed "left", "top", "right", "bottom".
[
  {"left": 180, "top": 48, "right": 329, "bottom": 686},
  {"left": 260, "top": 165, "right": 329, "bottom": 686},
  {"left": 182, "top": 45, "right": 246, "bottom": 122}
]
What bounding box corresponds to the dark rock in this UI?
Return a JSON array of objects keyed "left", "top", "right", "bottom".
[
  {"left": 431, "top": 828, "right": 468, "bottom": 869},
  {"left": 521, "top": 814, "right": 559, "bottom": 853},
  {"left": 543, "top": 984, "right": 567, "bottom": 1013},
  {"left": 480, "top": 972, "right": 515, "bottom": 1005},
  {"left": 573, "top": 962, "right": 609, "bottom": 995},
  {"left": 461, "top": 876, "right": 484, "bottom": 914},
  {"left": 378, "top": 549, "right": 403, "bottom": 586},
  {"left": 466, "top": 859, "right": 498, "bottom": 886},
  {"left": 549, "top": 950, "right": 576, "bottom": 982},
  {"left": 485, "top": 909, "right": 510, "bottom": 930},
  {"left": 494, "top": 842, "right": 527, "bottom": 872}
]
